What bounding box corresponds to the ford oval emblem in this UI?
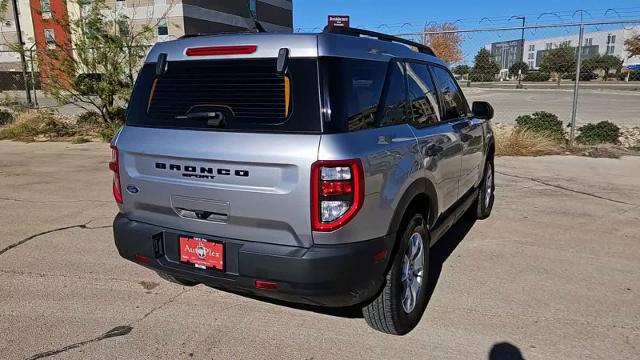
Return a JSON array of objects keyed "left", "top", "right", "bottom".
[{"left": 126, "top": 185, "right": 140, "bottom": 194}]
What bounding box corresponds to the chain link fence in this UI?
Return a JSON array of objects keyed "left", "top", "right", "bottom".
[{"left": 398, "top": 20, "right": 640, "bottom": 145}]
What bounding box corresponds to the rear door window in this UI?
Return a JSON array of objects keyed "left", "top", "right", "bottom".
[
  {"left": 126, "top": 58, "right": 322, "bottom": 133},
  {"left": 406, "top": 62, "right": 440, "bottom": 126},
  {"left": 430, "top": 66, "right": 469, "bottom": 121}
]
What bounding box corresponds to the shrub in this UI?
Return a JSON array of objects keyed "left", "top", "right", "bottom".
[
  {"left": 576, "top": 121, "right": 620, "bottom": 145},
  {"left": 0, "top": 109, "right": 14, "bottom": 126},
  {"left": 495, "top": 128, "right": 558, "bottom": 156},
  {"left": 469, "top": 72, "right": 496, "bottom": 82},
  {"left": 515, "top": 111, "right": 565, "bottom": 142},
  {"left": 0, "top": 110, "right": 75, "bottom": 141},
  {"left": 71, "top": 136, "right": 92, "bottom": 144},
  {"left": 617, "top": 71, "right": 640, "bottom": 81},
  {"left": 523, "top": 72, "right": 551, "bottom": 82},
  {"left": 99, "top": 121, "right": 123, "bottom": 142},
  {"left": 76, "top": 111, "right": 102, "bottom": 126}
]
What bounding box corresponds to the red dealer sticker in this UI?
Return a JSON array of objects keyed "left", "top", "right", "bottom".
[{"left": 179, "top": 236, "right": 224, "bottom": 270}]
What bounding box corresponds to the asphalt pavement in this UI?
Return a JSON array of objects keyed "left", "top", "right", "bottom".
[{"left": 0, "top": 141, "right": 639, "bottom": 359}]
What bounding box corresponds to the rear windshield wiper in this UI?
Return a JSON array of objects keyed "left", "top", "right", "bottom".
[{"left": 175, "top": 112, "right": 225, "bottom": 127}]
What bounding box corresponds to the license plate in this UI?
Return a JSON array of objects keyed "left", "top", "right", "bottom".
[{"left": 179, "top": 236, "right": 224, "bottom": 270}]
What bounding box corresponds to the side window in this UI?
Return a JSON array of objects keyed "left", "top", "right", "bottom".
[
  {"left": 406, "top": 62, "right": 440, "bottom": 126},
  {"left": 430, "top": 66, "right": 469, "bottom": 121},
  {"left": 379, "top": 61, "right": 408, "bottom": 127},
  {"left": 325, "top": 58, "right": 388, "bottom": 131}
]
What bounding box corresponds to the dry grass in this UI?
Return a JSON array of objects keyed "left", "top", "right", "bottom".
[
  {"left": 0, "top": 109, "right": 107, "bottom": 142},
  {"left": 495, "top": 128, "right": 560, "bottom": 156}
]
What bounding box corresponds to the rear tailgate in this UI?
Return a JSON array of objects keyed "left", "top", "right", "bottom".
[{"left": 116, "top": 127, "right": 319, "bottom": 248}]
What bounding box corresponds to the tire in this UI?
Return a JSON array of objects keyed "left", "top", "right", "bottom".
[
  {"left": 473, "top": 158, "right": 495, "bottom": 220},
  {"left": 156, "top": 271, "right": 198, "bottom": 287},
  {"left": 362, "top": 213, "right": 430, "bottom": 335}
]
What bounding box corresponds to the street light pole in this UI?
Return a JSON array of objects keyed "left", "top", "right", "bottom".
[
  {"left": 11, "top": 0, "right": 33, "bottom": 105},
  {"left": 510, "top": 16, "right": 526, "bottom": 89}
]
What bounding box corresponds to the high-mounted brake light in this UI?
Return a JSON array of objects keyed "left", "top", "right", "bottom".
[
  {"left": 185, "top": 45, "right": 257, "bottom": 57},
  {"left": 109, "top": 145, "right": 123, "bottom": 204},
  {"left": 311, "top": 159, "right": 364, "bottom": 232}
]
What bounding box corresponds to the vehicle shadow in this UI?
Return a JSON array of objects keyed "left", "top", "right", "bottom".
[
  {"left": 488, "top": 342, "right": 525, "bottom": 360},
  {"left": 215, "top": 218, "right": 477, "bottom": 319}
]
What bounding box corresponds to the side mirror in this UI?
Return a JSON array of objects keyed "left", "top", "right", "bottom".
[{"left": 472, "top": 101, "right": 494, "bottom": 120}]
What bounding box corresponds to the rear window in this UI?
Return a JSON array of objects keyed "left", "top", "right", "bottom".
[{"left": 127, "top": 58, "right": 322, "bottom": 133}]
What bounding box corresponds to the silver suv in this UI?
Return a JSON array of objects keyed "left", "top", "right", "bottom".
[{"left": 111, "top": 27, "right": 495, "bottom": 335}]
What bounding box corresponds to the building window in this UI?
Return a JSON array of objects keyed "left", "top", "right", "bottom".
[
  {"left": 40, "top": 0, "right": 51, "bottom": 19},
  {"left": 44, "top": 28, "right": 55, "bottom": 48},
  {"left": 528, "top": 61, "right": 535, "bottom": 68},
  {"left": 528, "top": 44, "right": 535, "bottom": 52},
  {"left": 528, "top": 53, "right": 534, "bottom": 60},
  {"left": 545, "top": 43, "right": 552, "bottom": 50},
  {"left": 158, "top": 18, "right": 168, "bottom": 36},
  {"left": 611, "top": 35, "right": 616, "bottom": 44},
  {"left": 585, "top": 38, "right": 593, "bottom": 46},
  {"left": 561, "top": 40, "right": 571, "bottom": 46},
  {"left": 606, "top": 45, "right": 615, "bottom": 54}
]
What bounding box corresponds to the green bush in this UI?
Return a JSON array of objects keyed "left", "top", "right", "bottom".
[
  {"left": 617, "top": 71, "right": 640, "bottom": 81},
  {"left": 576, "top": 121, "right": 620, "bottom": 145},
  {"left": 523, "top": 72, "right": 551, "bottom": 82},
  {"left": 99, "top": 121, "right": 123, "bottom": 142},
  {"left": 515, "top": 111, "right": 565, "bottom": 141},
  {"left": 0, "top": 109, "right": 14, "bottom": 126},
  {"left": 469, "top": 72, "right": 496, "bottom": 82},
  {"left": 76, "top": 111, "right": 102, "bottom": 126}
]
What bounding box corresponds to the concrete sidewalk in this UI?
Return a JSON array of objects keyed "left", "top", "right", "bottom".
[{"left": 0, "top": 141, "right": 638, "bottom": 359}]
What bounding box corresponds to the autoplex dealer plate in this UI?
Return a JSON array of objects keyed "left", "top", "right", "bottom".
[{"left": 179, "top": 236, "right": 224, "bottom": 270}]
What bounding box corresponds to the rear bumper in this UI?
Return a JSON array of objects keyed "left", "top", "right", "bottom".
[{"left": 113, "top": 213, "right": 394, "bottom": 307}]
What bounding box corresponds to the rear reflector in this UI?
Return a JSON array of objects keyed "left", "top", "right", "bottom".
[
  {"left": 185, "top": 45, "right": 257, "bottom": 56},
  {"left": 134, "top": 255, "right": 150, "bottom": 264},
  {"left": 255, "top": 280, "right": 277, "bottom": 290},
  {"left": 372, "top": 250, "right": 387, "bottom": 263}
]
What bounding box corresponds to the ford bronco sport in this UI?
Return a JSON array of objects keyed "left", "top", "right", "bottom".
[{"left": 111, "top": 26, "right": 495, "bottom": 335}]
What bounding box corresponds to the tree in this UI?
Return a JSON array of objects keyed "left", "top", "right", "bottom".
[
  {"left": 0, "top": 0, "right": 172, "bottom": 123},
  {"left": 597, "top": 55, "right": 623, "bottom": 81},
  {"left": 422, "top": 23, "right": 462, "bottom": 64},
  {"left": 452, "top": 65, "right": 470, "bottom": 76},
  {"left": 508, "top": 61, "right": 529, "bottom": 78},
  {"left": 540, "top": 44, "right": 575, "bottom": 87},
  {"left": 625, "top": 33, "right": 640, "bottom": 57},
  {"left": 469, "top": 48, "right": 500, "bottom": 82}
]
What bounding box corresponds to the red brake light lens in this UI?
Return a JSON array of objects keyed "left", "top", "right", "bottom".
[
  {"left": 185, "top": 45, "right": 257, "bottom": 57},
  {"left": 109, "top": 145, "right": 123, "bottom": 204},
  {"left": 311, "top": 159, "right": 364, "bottom": 232}
]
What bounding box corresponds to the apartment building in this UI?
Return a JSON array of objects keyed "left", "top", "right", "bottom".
[
  {"left": 0, "top": 0, "right": 293, "bottom": 69},
  {"left": 486, "top": 26, "right": 640, "bottom": 74}
]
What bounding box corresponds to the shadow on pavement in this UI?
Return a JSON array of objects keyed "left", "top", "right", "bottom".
[
  {"left": 211, "top": 218, "right": 477, "bottom": 319},
  {"left": 488, "top": 342, "right": 525, "bottom": 360}
]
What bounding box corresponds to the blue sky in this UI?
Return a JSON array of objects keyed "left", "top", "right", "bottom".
[
  {"left": 293, "top": 1, "right": 640, "bottom": 31},
  {"left": 293, "top": 1, "right": 640, "bottom": 64}
]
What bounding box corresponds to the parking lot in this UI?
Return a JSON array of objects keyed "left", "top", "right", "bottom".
[
  {"left": 464, "top": 88, "right": 640, "bottom": 127},
  {"left": 0, "top": 140, "right": 639, "bottom": 359}
]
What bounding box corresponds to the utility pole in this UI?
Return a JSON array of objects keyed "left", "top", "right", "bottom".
[
  {"left": 570, "top": 11, "right": 586, "bottom": 145},
  {"left": 510, "top": 16, "right": 526, "bottom": 89},
  {"left": 11, "top": 0, "right": 33, "bottom": 105}
]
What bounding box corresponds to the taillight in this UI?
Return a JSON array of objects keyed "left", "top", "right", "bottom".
[
  {"left": 311, "top": 159, "right": 364, "bottom": 232},
  {"left": 109, "top": 145, "right": 123, "bottom": 204}
]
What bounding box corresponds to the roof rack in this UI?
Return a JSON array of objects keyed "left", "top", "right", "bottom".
[{"left": 323, "top": 26, "right": 435, "bottom": 56}]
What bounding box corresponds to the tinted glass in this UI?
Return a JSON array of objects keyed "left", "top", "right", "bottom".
[
  {"left": 324, "top": 58, "right": 387, "bottom": 132},
  {"left": 127, "top": 58, "right": 322, "bottom": 133},
  {"left": 379, "top": 61, "right": 408, "bottom": 127},
  {"left": 430, "top": 66, "right": 469, "bottom": 121},
  {"left": 406, "top": 62, "right": 440, "bottom": 126}
]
